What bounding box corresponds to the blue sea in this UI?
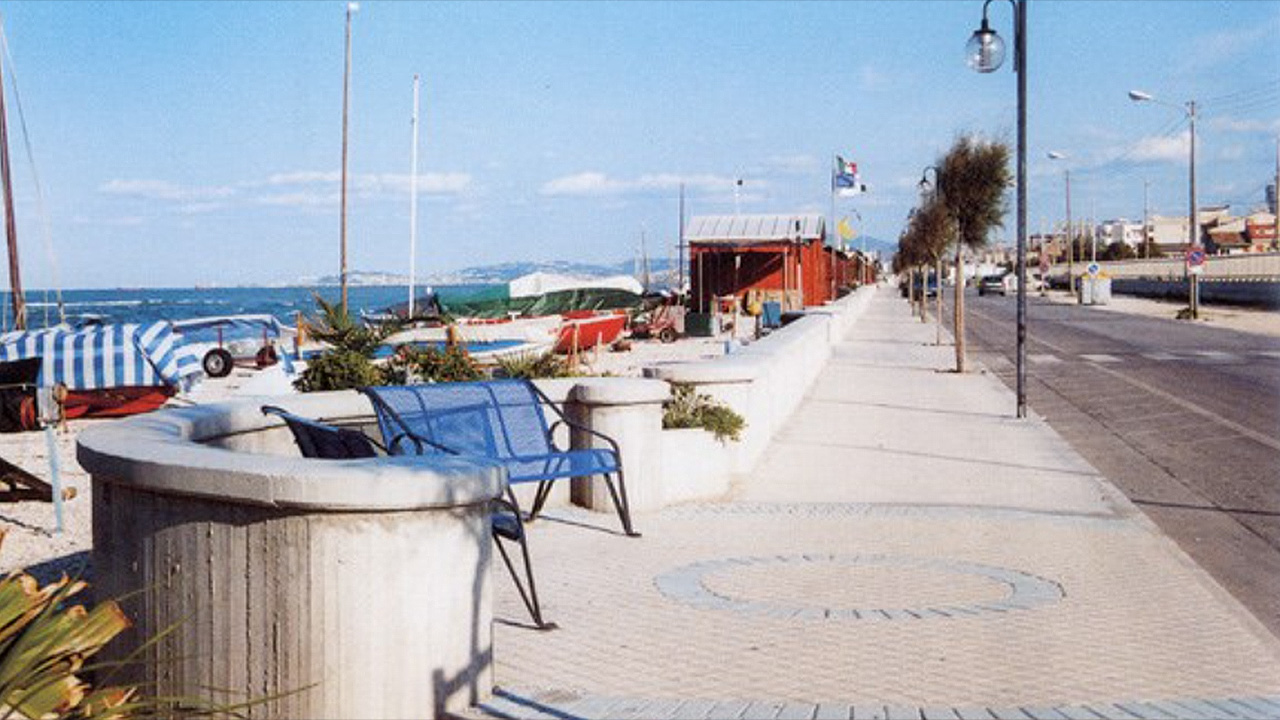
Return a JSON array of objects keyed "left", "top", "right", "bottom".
[{"left": 2, "top": 284, "right": 494, "bottom": 331}]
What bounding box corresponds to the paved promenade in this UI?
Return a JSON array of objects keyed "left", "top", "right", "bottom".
[{"left": 472, "top": 289, "right": 1280, "bottom": 720}]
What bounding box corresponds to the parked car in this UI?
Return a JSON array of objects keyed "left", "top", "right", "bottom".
[
  {"left": 899, "top": 274, "right": 939, "bottom": 298},
  {"left": 977, "top": 273, "right": 1016, "bottom": 296}
]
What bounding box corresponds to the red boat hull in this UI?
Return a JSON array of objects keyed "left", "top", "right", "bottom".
[
  {"left": 554, "top": 313, "right": 628, "bottom": 354},
  {"left": 64, "top": 386, "right": 176, "bottom": 419}
]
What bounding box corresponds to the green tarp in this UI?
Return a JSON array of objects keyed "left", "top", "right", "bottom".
[{"left": 439, "top": 288, "right": 644, "bottom": 319}]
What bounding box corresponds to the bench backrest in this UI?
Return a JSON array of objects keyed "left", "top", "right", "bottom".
[
  {"left": 362, "top": 380, "right": 555, "bottom": 460},
  {"left": 261, "top": 405, "right": 378, "bottom": 459}
]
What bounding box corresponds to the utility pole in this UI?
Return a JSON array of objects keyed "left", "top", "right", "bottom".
[
  {"left": 1143, "top": 179, "right": 1150, "bottom": 259},
  {"left": 1273, "top": 137, "right": 1278, "bottom": 251},
  {"left": 1189, "top": 100, "right": 1200, "bottom": 319},
  {"left": 1065, "top": 170, "right": 1073, "bottom": 298}
]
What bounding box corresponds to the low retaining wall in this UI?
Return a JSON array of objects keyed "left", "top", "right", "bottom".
[
  {"left": 77, "top": 391, "right": 503, "bottom": 719},
  {"left": 641, "top": 285, "right": 877, "bottom": 505}
]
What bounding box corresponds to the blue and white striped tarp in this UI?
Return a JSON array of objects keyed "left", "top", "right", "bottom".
[{"left": 0, "top": 321, "right": 201, "bottom": 390}]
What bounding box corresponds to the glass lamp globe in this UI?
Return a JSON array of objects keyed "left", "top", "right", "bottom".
[{"left": 966, "top": 24, "right": 1005, "bottom": 73}]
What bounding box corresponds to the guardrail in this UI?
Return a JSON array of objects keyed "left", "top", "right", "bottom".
[{"left": 1044, "top": 252, "right": 1280, "bottom": 280}]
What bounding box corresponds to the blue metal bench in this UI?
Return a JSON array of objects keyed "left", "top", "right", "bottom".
[
  {"left": 358, "top": 379, "right": 638, "bottom": 538},
  {"left": 261, "top": 404, "right": 555, "bottom": 630}
]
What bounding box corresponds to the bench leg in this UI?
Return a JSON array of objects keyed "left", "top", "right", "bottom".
[
  {"left": 494, "top": 496, "right": 556, "bottom": 631},
  {"left": 603, "top": 469, "right": 640, "bottom": 538},
  {"left": 528, "top": 480, "right": 554, "bottom": 522}
]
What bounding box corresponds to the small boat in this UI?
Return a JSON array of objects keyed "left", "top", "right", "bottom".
[
  {"left": 0, "top": 321, "right": 202, "bottom": 419},
  {"left": 380, "top": 319, "right": 557, "bottom": 364},
  {"left": 553, "top": 312, "right": 629, "bottom": 354}
]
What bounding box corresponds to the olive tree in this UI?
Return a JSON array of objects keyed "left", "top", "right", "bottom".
[{"left": 939, "top": 135, "right": 1011, "bottom": 373}]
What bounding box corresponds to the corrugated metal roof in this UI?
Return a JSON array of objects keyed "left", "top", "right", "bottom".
[{"left": 684, "top": 214, "right": 826, "bottom": 244}]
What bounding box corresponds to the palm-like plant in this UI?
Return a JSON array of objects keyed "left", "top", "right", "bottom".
[
  {"left": 305, "top": 294, "right": 397, "bottom": 358},
  {"left": 0, "top": 531, "right": 135, "bottom": 719},
  {"left": 939, "top": 134, "right": 1011, "bottom": 372}
]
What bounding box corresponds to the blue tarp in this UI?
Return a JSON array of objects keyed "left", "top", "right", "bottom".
[{"left": 0, "top": 321, "right": 201, "bottom": 390}]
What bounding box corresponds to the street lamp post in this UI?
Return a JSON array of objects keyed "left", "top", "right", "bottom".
[
  {"left": 920, "top": 166, "right": 945, "bottom": 345},
  {"left": 967, "top": 0, "right": 1028, "bottom": 419},
  {"left": 1129, "top": 89, "right": 1199, "bottom": 318}
]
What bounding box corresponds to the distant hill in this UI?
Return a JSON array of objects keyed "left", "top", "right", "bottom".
[
  {"left": 294, "top": 258, "right": 682, "bottom": 288},
  {"left": 291, "top": 245, "right": 894, "bottom": 288}
]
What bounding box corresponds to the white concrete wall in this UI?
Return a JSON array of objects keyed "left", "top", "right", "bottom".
[{"left": 645, "top": 285, "right": 877, "bottom": 503}]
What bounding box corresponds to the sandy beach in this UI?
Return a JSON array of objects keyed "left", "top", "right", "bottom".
[{"left": 1, "top": 294, "right": 1275, "bottom": 582}]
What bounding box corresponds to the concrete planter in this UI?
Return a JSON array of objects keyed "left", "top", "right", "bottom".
[{"left": 77, "top": 391, "right": 503, "bottom": 719}]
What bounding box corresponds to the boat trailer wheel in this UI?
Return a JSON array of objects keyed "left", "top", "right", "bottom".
[{"left": 202, "top": 348, "right": 234, "bottom": 378}]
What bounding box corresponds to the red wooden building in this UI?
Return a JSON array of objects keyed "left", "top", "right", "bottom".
[{"left": 686, "top": 214, "right": 865, "bottom": 311}]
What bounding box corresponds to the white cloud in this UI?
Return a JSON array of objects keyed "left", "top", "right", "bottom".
[
  {"left": 1129, "top": 132, "right": 1190, "bottom": 163},
  {"left": 256, "top": 191, "right": 341, "bottom": 208},
  {"left": 539, "top": 171, "right": 743, "bottom": 197},
  {"left": 98, "top": 179, "right": 236, "bottom": 202},
  {"left": 264, "top": 171, "right": 340, "bottom": 186},
  {"left": 263, "top": 170, "right": 471, "bottom": 196},
  {"left": 1210, "top": 117, "right": 1280, "bottom": 134}
]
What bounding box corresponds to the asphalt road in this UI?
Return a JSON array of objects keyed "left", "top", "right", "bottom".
[{"left": 934, "top": 288, "right": 1280, "bottom": 638}]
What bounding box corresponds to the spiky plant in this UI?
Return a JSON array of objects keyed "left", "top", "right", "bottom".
[
  {"left": 0, "top": 530, "right": 135, "bottom": 719},
  {"left": 494, "top": 350, "right": 575, "bottom": 380},
  {"left": 304, "top": 294, "right": 397, "bottom": 358}
]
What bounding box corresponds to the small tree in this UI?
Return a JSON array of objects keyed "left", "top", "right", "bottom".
[
  {"left": 939, "top": 135, "right": 1011, "bottom": 373},
  {"left": 912, "top": 194, "right": 954, "bottom": 343}
]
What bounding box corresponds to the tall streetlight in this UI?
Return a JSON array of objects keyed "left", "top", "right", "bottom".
[
  {"left": 967, "top": 0, "right": 1028, "bottom": 419},
  {"left": 920, "top": 166, "right": 946, "bottom": 345},
  {"left": 1047, "top": 151, "right": 1073, "bottom": 299},
  {"left": 1129, "top": 89, "right": 1199, "bottom": 318}
]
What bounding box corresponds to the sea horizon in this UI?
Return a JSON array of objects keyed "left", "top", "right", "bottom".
[{"left": 0, "top": 283, "right": 501, "bottom": 331}]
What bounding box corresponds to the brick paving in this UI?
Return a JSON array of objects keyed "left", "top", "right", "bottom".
[{"left": 469, "top": 290, "right": 1280, "bottom": 719}]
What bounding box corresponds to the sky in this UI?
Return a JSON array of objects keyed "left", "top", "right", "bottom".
[{"left": 0, "top": 0, "right": 1277, "bottom": 289}]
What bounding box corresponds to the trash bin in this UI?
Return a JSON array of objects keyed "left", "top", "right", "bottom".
[{"left": 685, "top": 312, "right": 715, "bottom": 337}]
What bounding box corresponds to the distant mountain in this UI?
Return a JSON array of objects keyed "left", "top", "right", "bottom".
[
  {"left": 289, "top": 259, "right": 681, "bottom": 288},
  {"left": 288, "top": 248, "right": 891, "bottom": 288},
  {"left": 845, "top": 235, "right": 896, "bottom": 255}
]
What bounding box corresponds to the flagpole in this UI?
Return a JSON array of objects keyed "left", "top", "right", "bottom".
[{"left": 830, "top": 155, "right": 836, "bottom": 253}]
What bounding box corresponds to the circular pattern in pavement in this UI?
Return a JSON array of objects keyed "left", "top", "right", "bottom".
[{"left": 654, "top": 554, "right": 1063, "bottom": 620}]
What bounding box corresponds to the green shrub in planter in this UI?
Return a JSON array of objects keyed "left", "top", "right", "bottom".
[
  {"left": 662, "top": 383, "right": 745, "bottom": 442},
  {"left": 294, "top": 349, "right": 385, "bottom": 392},
  {"left": 494, "top": 350, "right": 575, "bottom": 380},
  {"left": 383, "top": 345, "right": 483, "bottom": 384}
]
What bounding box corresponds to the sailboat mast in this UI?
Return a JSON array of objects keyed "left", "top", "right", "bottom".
[
  {"left": 0, "top": 44, "right": 24, "bottom": 331},
  {"left": 339, "top": 3, "right": 357, "bottom": 314},
  {"left": 408, "top": 74, "right": 420, "bottom": 318}
]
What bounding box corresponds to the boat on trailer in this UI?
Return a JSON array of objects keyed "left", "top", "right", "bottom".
[{"left": 0, "top": 321, "right": 201, "bottom": 418}]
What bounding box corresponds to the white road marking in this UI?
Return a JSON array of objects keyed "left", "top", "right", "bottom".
[{"left": 1081, "top": 354, "right": 1122, "bottom": 363}]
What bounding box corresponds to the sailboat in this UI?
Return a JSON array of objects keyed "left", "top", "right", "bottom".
[{"left": 0, "top": 18, "right": 199, "bottom": 419}]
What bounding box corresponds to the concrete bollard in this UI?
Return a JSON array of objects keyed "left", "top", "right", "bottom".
[
  {"left": 77, "top": 392, "right": 503, "bottom": 720},
  {"left": 564, "top": 378, "right": 670, "bottom": 514}
]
